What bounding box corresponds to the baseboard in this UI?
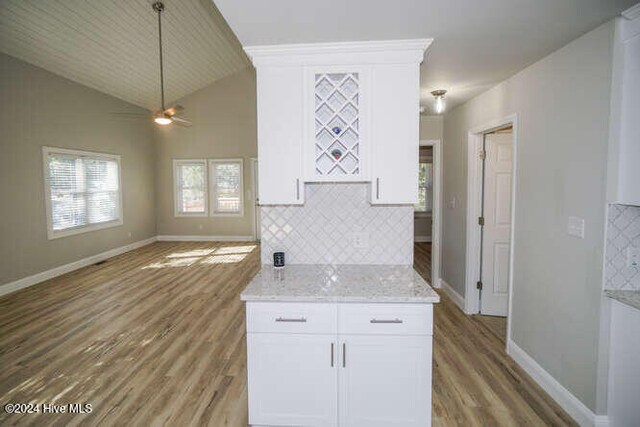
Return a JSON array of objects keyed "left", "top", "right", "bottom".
[
  {"left": 507, "top": 339, "right": 608, "bottom": 427},
  {"left": 414, "top": 236, "right": 432, "bottom": 243},
  {"left": 156, "top": 235, "right": 255, "bottom": 242},
  {"left": 439, "top": 278, "right": 465, "bottom": 311},
  {"left": 0, "top": 237, "right": 157, "bottom": 298}
]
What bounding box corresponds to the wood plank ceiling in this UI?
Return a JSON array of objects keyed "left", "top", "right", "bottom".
[{"left": 0, "top": 0, "right": 250, "bottom": 110}]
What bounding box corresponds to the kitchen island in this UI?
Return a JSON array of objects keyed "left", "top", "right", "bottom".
[{"left": 241, "top": 264, "right": 440, "bottom": 427}]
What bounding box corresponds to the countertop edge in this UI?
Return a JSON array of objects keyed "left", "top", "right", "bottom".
[
  {"left": 240, "top": 295, "right": 441, "bottom": 304},
  {"left": 605, "top": 290, "right": 640, "bottom": 311}
]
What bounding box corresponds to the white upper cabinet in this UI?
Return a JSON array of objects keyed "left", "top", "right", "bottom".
[
  {"left": 254, "top": 66, "right": 304, "bottom": 205},
  {"left": 246, "top": 40, "right": 431, "bottom": 204},
  {"left": 608, "top": 13, "right": 640, "bottom": 206}
]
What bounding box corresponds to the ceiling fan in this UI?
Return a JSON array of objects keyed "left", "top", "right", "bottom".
[
  {"left": 112, "top": 1, "right": 191, "bottom": 127},
  {"left": 151, "top": 1, "right": 190, "bottom": 126}
]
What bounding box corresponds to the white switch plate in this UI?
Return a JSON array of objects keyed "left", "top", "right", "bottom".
[
  {"left": 567, "top": 216, "right": 585, "bottom": 239},
  {"left": 350, "top": 232, "right": 370, "bottom": 249},
  {"left": 449, "top": 197, "right": 456, "bottom": 209},
  {"left": 627, "top": 246, "right": 639, "bottom": 268}
]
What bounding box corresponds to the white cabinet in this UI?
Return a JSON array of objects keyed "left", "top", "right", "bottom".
[
  {"left": 247, "top": 333, "right": 338, "bottom": 427},
  {"left": 607, "top": 14, "right": 640, "bottom": 206},
  {"left": 370, "top": 64, "right": 421, "bottom": 204},
  {"left": 255, "top": 66, "right": 304, "bottom": 205},
  {"left": 338, "top": 335, "right": 432, "bottom": 427},
  {"left": 245, "top": 301, "right": 435, "bottom": 427},
  {"left": 608, "top": 299, "right": 640, "bottom": 426},
  {"left": 246, "top": 40, "right": 430, "bottom": 205}
]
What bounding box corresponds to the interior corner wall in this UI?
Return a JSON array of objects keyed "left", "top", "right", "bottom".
[
  {"left": 0, "top": 53, "right": 157, "bottom": 286},
  {"left": 154, "top": 67, "right": 258, "bottom": 238},
  {"left": 441, "top": 21, "right": 614, "bottom": 412}
]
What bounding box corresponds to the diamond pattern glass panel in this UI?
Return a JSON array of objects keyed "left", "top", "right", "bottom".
[{"left": 314, "top": 72, "right": 360, "bottom": 176}]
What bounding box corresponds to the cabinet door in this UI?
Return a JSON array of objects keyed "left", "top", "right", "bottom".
[
  {"left": 370, "top": 64, "right": 420, "bottom": 204},
  {"left": 247, "top": 333, "right": 338, "bottom": 426},
  {"left": 305, "top": 66, "right": 370, "bottom": 182},
  {"left": 339, "top": 335, "right": 432, "bottom": 427},
  {"left": 256, "top": 66, "right": 304, "bottom": 204}
]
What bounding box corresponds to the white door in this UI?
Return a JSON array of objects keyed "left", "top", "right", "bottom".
[
  {"left": 247, "top": 333, "right": 338, "bottom": 426},
  {"left": 338, "top": 335, "right": 432, "bottom": 427},
  {"left": 251, "top": 158, "right": 260, "bottom": 240},
  {"left": 480, "top": 131, "right": 513, "bottom": 316}
]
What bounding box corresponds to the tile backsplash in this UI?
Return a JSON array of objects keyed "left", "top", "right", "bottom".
[
  {"left": 605, "top": 204, "right": 640, "bottom": 291},
  {"left": 260, "top": 183, "right": 413, "bottom": 265}
]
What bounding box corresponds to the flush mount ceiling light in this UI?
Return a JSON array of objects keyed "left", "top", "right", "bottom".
[{"left": 431, "top": 90, "right": 447, "bottom": 114}]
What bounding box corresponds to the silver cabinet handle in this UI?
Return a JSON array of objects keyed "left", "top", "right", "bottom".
[
  {"left": 275, "top": 317, "right": 307, "bottom": 323},
  {"left": 370, "top": 318, "right": 403, "bottom": 324},
  {"left": 342, "top": 342, "right": 346, "bottom": 367},
  {"left": 331, "top": 342, "right": 334, "bottom": 367},
  {"left": 376, "top": 178, "right": 380, "bottom": 199},
  {"left": 296, "top": 178, "right": 300, "bottom": 200}
]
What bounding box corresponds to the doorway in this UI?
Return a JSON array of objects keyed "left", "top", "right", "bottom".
[
  {"left": 414, "top": 140, "right": 442, "bottom": 288},
  {"left": 465, "top": 115, "right": 518, "bottom": 345}
]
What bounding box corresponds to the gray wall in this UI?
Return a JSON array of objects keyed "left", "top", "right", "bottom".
[
  {"left": 441, "top": 22, "right": 614, "bottom": 411},
  {"left": 0, "top": 54, "right": 157, "bottom": 285},
  {"left": 155, "top": 67, "right": 258, "bottom": 238}
]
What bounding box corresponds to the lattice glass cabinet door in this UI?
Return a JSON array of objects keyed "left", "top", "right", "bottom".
[{"left": 313, "top": 72, "right": 361, "bottom": 177}]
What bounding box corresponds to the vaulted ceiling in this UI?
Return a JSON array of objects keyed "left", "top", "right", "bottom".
[
  {"left": 214, "top": 0, "right": 637, "bottom": 112},
  {"left": 0, "top": 0, "right": 249, "bottom": 111}
]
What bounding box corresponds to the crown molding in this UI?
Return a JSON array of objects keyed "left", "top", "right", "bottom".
[
  {"left": 622, "top": 3, "right": 640, "bottom": 20},
  {"left": 244, "top": 39, "right": 432, "bottom": 66}
]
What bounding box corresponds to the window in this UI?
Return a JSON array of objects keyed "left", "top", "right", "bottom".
[
  {"left": 174, "top": 160, "right": 208, "bottom": 216},
  {"left": 415, "top": 162, "right": 433, "bottom": 213},
  {"left": 43, "top": 147, "right": 122, "bottom": 239},
  {"left": 210, "top": 159, "right": 243, "bottom": 216}
]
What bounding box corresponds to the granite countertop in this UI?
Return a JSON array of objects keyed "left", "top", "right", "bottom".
[
  {"left": 605, "top": 290, "right": 640, "bottom": 311},
  {"left": 241, "top": 264, "right": 440, "bottom": 303}
]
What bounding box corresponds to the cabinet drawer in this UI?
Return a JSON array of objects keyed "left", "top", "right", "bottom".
[
  {"left": 246, "top": 302, "right": 337, "bottom": 334},
  {"left": 338, "top": 303, "right": 433, "bottom": 336}
]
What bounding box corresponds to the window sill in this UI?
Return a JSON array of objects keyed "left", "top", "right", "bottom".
[{"left": 47, "top": 219, "right": 123, "bottom": 240}]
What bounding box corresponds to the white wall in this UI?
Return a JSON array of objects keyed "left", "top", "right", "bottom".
[{"left": 441, "top": 22, "right": 614, "bottom": 412}]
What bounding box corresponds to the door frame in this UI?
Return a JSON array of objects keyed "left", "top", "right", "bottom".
[
  {"left": 419, "top": 139, "right": 442, "bottom": 288},
  {"left": 250, "top": 157, "right": 260, "bottom": 241},
  {"left": 464, "top": 114, "right": 518, "bottom": 345}
]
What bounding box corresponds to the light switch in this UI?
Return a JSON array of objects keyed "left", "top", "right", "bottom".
[{"left": 567, "top": 216, "right": 585, "bottom": 239}]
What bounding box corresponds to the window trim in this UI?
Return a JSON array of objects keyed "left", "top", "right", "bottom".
[
  {"left": 173, "top": 159, "right": 209, "bottom": 217},
  {"left": 42, "top": 146, "right": 123, "bottom": 240},
  {"left": 209, "top": 158, "right": 244, "bottom": 217}
]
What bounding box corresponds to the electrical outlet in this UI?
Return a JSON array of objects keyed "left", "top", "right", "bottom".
[
  {"left": 198, "top": 224, "right": 203, "bottom": 230},
  {"left": 127, "top": 232, "right": 132, "bottom": 238},
  {"left": 567, "top": 216, "right": 585, "bottom": 239},
  {"left": 627, "top": 246, "right": 639, "bottom": 268},
  {"left": 351, "top": 232, "right": 369, "bottom": 249},
  {"left": 449, "top": 197, "right": 456, "bottom": 209}
]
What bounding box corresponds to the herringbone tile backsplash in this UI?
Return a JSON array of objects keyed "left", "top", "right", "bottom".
[{"left": 260, "top": 183, "right": 413, "bottom": 265}]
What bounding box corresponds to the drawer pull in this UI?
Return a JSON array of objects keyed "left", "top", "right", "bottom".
[
  {"left": 275, "top": 317, "right": 307, "bottom": 323},
  {"left": 370, "top": 318, "right": 403, "bottom": 324},
  {"left": 330, "top": 343, "right": 334, "bottom": 367}
]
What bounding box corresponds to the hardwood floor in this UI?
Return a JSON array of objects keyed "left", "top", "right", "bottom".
[
  {"left": 473, "top": 314, "right": 507, "bottom": 344},
  {"left": 0, "top": 241, "right": 575, "bottom": 426},
  {"left": 414, "top": 241, "right": 432, "bottom": 284}
]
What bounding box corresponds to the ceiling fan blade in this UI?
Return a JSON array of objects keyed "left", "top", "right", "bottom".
[
  {"left": 172, "top": 116, "right": 192, "bottom": 127},
  {"left": 164, "top": 105, "right": 184, "bottom": 117},
  {"left": 109, "top": 112, "right": 151, "bottom": 120}
]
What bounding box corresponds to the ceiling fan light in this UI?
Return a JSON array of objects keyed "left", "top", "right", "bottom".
[
  {"left": 154, "top": 116, "right": 172, "bottom": 125},
  {"left": 431, "top": 90, "right": 447, "bottom": 114}
]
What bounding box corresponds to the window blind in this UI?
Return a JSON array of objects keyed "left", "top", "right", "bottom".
[
  {"left": 46, "top": 149, "right": 121, "bottom": 235},
  {"left": 211, "top": 160, "right": 243, "bottom": 215},
  {"left": 175, "top": 161, "right": 207, "bottom": 215}
]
